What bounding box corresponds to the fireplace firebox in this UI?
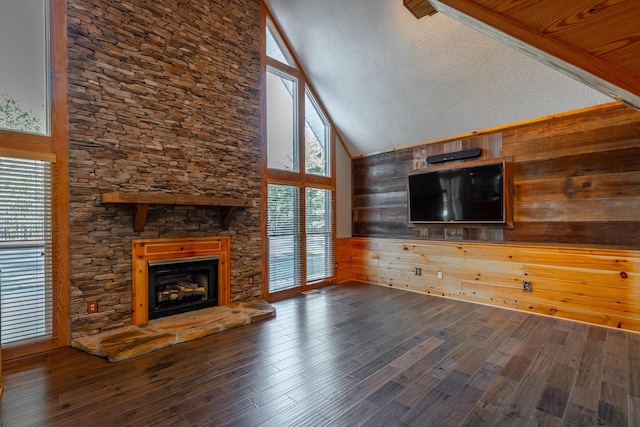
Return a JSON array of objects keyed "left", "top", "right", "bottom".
[{"left": 147, "top": 256, "right": 219, "bottom": 319}]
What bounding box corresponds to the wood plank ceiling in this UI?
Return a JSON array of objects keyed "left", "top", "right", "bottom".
[{"left": 405, "top": 0, "right": 640, "bottom": 109}]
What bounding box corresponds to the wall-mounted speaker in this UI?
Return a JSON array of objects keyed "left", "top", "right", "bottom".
[{"left": 426, "top": 147, "right": 482, "bottom": 164}]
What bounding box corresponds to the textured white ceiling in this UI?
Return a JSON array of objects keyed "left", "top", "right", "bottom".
[{"left": 264, "top": 0, "right": 612, "bottom": 158}]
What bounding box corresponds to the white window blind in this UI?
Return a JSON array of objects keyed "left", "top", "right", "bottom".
[
  {"left": 267, "top": 184, "right": 301, "bottom": 293},
  {"left": 0, "top": 156, "right": 53, "bottom": 345},
  {"left": 306, "top": 188, "right": 334, "bottom": 282}
]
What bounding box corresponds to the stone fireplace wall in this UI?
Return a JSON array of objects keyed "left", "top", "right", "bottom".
[{"left": 66, "top": 0, "right": 262, "bottom": 338}]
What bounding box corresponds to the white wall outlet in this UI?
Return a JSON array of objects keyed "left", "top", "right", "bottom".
[{"left": 437, "top": 271, "right": 443, "bottom": 279}]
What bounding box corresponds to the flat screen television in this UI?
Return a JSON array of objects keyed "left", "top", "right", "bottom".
[{"left": 408, "top": 161, "right": 512, "bottom": 226}]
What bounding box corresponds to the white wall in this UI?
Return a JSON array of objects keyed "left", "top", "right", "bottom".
[
  {"left": 265, "top": 0, "right": 612, "bottom": 157},
  {"left": 335, "top": 136, "right": 352, "bottom": 238}
]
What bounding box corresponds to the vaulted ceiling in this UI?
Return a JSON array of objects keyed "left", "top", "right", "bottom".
[{"left": 265, "top": 0, "right": 616, "bottom": 157}]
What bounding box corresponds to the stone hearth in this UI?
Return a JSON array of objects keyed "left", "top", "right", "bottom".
[{"left": 72, "top": 300, "right": 275, "bottom": 362}]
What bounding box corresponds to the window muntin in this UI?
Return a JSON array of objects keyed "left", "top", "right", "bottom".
[
  {"left": 266, "top": 67, "right": 298, "bottom": 172},
  {"left": 0, "top": 0, "right": 48, "bottom": 135}
]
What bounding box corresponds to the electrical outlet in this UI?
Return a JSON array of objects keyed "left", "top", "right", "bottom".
[
  {"left": 437, "top": 271, "right": 443, "bottom": 279},
  {"left": 249, "top": 277, "right": 254, "bottom": 285},
  {"left": 522, "top": 280, "right": 532, "bottom": 292},
  {"left": 87, "top": 301, "right": 98, "bottom": 314},
  {"left": 415, "top": 267, "right": 422, "bottom": 276},
  {"left": 335, "top": 262, "right": 338, "bottom": 270}
]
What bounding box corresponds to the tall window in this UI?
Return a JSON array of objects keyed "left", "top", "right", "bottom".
[
  {"left": 266, "top": 68, "right": 298, "bottom": 172},
  {"left": 305, "top": 90, "right": 330, "bottom": 177},
  {"left": 305, "top": 188, "right": 333, "bottom": 281},
  {"left": 0, "top": 0, "right": 68, "bottom": 357},
  {"left": 267, "top": 184, "right": 301, "bottom": 292},
  {"left": 0, "top": 1, "right": 48, "bottom": 136},
  {"left": 263, "top": 11, "right": 335, "bottom": 296},
  {"left": 0, "top": 158, "right": 52, "bottom": 344}
]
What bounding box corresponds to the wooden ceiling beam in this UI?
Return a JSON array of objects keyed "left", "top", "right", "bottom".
[{"left": 404, "top": 0, "right": 438, "bottom": 19}]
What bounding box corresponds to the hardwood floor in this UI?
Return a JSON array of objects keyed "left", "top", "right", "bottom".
[{"left": 1, "top": 281, "right": 639, "bottom": 426}]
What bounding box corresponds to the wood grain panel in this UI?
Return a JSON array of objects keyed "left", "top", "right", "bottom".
[
  {"left": 412, "top": 134, "right": 502, "bottom": 172},
  {"left": 352, "top": 179, "right": 407, "bottom": 196},
  {"left": 336, "top": 238, "right": 353, "bottom": 283},
  {"left": 514, "top": 147, "right": 640, "bottom": 183},
  {"left": 350, "top": 237, "right": 640, "bottom": 333},
  {"left": 353, "top": 221, "right": 413, "bottom": 239},
  {"left": 353, "top": 103, "right": 640, "bottom": 247},
  {"left": 353, "top": 206, "right": 408, "bottom": 223},
  {"left": 515, "top": 196, "right": 640, "bottom": 222},
  {"left": 472, "top": 0, "right": 640, "bottom": 70},
  {"left": 503, "top": 121, "right": 640, "bottom": 163},
  {"left": 353, "top": 135, "right": 504, "bottom": 242},
  {"left": 352, "top": 191, "right": 407, "bottom": 208},
  {"left": 515, "top": 172, "right": 640, "bottom": 202},
  {"left": 504, "top": 221, "right": 640, "bottom": 247},
  {"left": 458, "top": 280, "right": 640, "bottom": 332},
  {"left": 501, "top": 104, "right": 640, "bottom": 143}
]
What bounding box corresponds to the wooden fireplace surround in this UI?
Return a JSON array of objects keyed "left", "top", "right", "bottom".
[{"left": 131, "top": 236, "right": 231, "bottom": 325}]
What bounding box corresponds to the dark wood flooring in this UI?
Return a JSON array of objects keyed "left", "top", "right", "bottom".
[{"left": 2, "top": 281, "right": 639, "bottom": 426}]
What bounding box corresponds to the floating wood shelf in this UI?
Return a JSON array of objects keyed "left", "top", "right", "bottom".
[{"left": 101, "top": 192, "right": 256, "bottom": 232}]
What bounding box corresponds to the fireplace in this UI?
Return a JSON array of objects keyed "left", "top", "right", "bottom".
[
  {"left": 132, "top": 236, "right": 231, "bottom": 325},
  {"left": 148, "top": 256, "right": 219, "bottom": 319}
]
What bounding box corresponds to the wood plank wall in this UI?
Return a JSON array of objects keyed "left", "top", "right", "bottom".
[
  {"left": 352, "top": 103, "right": 640, "bottom": 246},
  {"left": 350, "top": 237, "right": 640, "bottom": 332},
  {"left": 336, "top": 238, "right": 353, "bottom": 283},
  {"left": 346, "top": 104, "right": 640, "bottom": 332}
]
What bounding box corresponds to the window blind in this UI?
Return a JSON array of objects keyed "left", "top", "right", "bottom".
[
  {"left": 267, "top": 184, "right": 301, "bottom": 293},
  {"left": 0, "top": 156, "right": 53, "bottom": 345},
  {"left": 306, "top": 188, "right": 334, "bottom": 282}
]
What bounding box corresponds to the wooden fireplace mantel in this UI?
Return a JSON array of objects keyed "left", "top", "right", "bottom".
[{"left": 101, "top": 192, "right": 256, "bottom": 232}]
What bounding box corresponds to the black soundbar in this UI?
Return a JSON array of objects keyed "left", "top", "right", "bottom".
[{"left": 426, "top": 147, "right": 482, "bottom": 164}]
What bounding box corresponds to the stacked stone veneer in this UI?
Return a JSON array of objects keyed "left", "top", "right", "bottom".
[{"left": 66, "top": 0, "right": 262, "bottom": 338}]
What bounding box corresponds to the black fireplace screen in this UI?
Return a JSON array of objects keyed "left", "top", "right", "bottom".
[{"left": 147, "top": 256, "right": 219, "bottom": 319}]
